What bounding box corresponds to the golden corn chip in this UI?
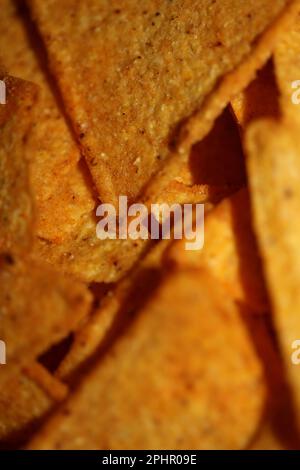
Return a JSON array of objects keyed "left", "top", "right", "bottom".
[
  {"left": 273, "top": 7, "right": 300, "bottom": 122},
  {"left": 0, "top": 74, "right": 92, "bottom": 375},
  {"left": 168, "top": 189, "right": 269, "bottom": 313},
  {"left": 0, "top": 0, "right": 149, "bottom": 283},
  {"left": 27, "top": 0, "right": 297, "bottom": 205},
  {"left": 246, "top": 118, "right": 300, "bottom": 426},
  {"left": 0, "top": 0, "right": 95, "bottom": 244},
  {"left": 232, "top": 5, "right": 300, "bottom": 129},
  {"left": 0, "top": 362, "right": 67, "bottom": 447},
  {"left": 0, "top": 254, "right": 92, "bottom": 378},
  {"left": 56, "top": 240, "right": 171, "bottom": 382},
  {"left": 0, "top": 1, "right": 155, "bottom": 285},
  {"left": 245, "top": 315, "right": 300, "bottom": 450},
  {"left": 0, "top": 0, "right": 210, "bottom": 286},
  {"left": 0, "top": 74, "right": 37, "bottom": 252},
  {"left": 28, "top": 269, "right": 265, "bottom": 450}
]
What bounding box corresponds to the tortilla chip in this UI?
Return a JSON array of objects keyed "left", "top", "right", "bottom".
[
  {"left": 56, "top": 240, "right": 171, "bottom": 382},
  {"left": 27, "top": 0, "right": 296, "bottom": 205},
  {"left": 273, "top": 7, "right": 300, "bottom": 122},
  {"left": 231, "top": 4, "right": 300, "bottom": 129},
  {"left": 0, "top": 253, "right": 92, "bottom": 377},
  {"left": 178, "top": 0, "right": 298, "bottom": 152},
  {"left": 0, "top": 0, "right": 146, "bottom": 283},
  {"left": 28, "top": 268, "right": 265, "bottom": 450},
  {"left": 56, "top": 107, "right": 260, "bottom": 380},
  {"left": 243, "top": 314, "right": 300, "bottom": 450},
  {"left": 246, "top": 118, "right": 300, "bottom": 426},
  {"left": 0, "top": 72, "right": 92, "bottom": 373},
  {"left": 168, "top": 189, "right": 269, "bottom": 313},
  {"left": 0, "top": 0, "right": 95, "bottom": 243},
  {"left": 0, "top": 362, "right": 67, "bottom": 447},
  {"left": 0, "top": 73, "right": 37, "bottom": 252},
  {"left": 0, "top": 1, "right": 212, "bottom": 285}
]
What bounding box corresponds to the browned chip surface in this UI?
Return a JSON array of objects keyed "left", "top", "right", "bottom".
[
  {"left": 27, "top": 0, "right": 295, "bottom": 205},
  {"left": 246, "top": 119, "right": 300, "bottom": 425},
  {"left": 0, "top": 254, "right": 92, "bottom": 372},
  {"left": 273, "top": 7, "right": 300, "bottom": 122},
  {"left": 56, "top": 240, "right": 170, "bottom": 382},
  {"left": 0, "top": 73, "right": 36, "bottom": 252},
  {"left": 28, "top": 269, "right": 264, "bottom": 450},
  {"left": 0, "top": 0, "right": 149, "bottom": 283},
  {"left": 0, "top": 72, "right": 92, "bottom": 372},
  {"left": 0, "top": 362, "right": 67, "bottom": 446},
  {"left": 0, "top": 0, "right": 95, "bottom": 244}
]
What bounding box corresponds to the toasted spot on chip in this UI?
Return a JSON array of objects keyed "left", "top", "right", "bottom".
[
  {"left": 28, "top": 269, "right": 265, "bottom": 450},
  {"left": 27, "top": 0, "right": 295, "bottom": 205}
]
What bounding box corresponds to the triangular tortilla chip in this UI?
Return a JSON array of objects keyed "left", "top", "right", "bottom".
[
  {"left": 0, "top": 253, "right": 92, "bottom": 379},
  {"left": 246, "top": 118, "right": 300, "bottom": 427},
  {"left": 0, "top": 73, "right": 36, "bottom": 252},
  {"left": 0, "top": 76, "right": 92, "bottom": 378},
  {"left": 28, "top": 269, "right": 265, "bottom": 450},
  {"left": 273, "top": 6, "right": 300, "bottom": 122},
  {"left": 0, "top": 362, "right": 67, "bottom": 447},
  {"left": 0, "top": 0, "right": 148, "bottom": 283},
  {"left": 27, "top": 0, "right": 298, "bottom": 205},
  {"left": 0, "top": 0, "right": 94, "bottom": 244}
]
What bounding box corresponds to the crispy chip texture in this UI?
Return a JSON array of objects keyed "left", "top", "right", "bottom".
[
  {"left": 56, "top": 240, "right": 170, "bottom": 382},
  {"left": 246, "top": 119, "right": 300, "bottom": 425},
  {"left": 0, "top": 254, "right": 92, "bottom": 372},
  {"left": 273, "top": 8, "right": 300, "bottom": 122},
  {"left": 0, "top": 363, "right": 67, "bottom": 446},
  {"left": 0, "top": 74, "right": 92, "bottom": 373},
  {"left": 0, "top": 0, "right": 95, "bottom": 244},
  {"left": 27, "top": 0, "right": 293, "bottom": 205},
  {"left": 0, "top": 74, "right": 36, "bottom": 252},
  {"left": 28, "top": 269, "right": 264, "bottom": 450},
  {"left": 0, "top": 0, "right": 149, "bottom": 283}
]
